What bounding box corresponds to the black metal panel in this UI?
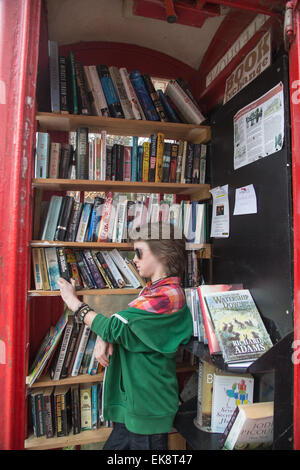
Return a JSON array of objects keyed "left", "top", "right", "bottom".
[{"left": 210, "top": 54, "right": 293, "bottom": 341}]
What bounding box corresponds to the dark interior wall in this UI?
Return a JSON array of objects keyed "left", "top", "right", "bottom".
[{"left": 210, "top": 54, "right": 293, "bottom": 341}]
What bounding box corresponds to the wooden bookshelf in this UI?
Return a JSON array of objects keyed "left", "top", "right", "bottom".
[
  {"left": 28, "top": 288, "right": 141, "bottom": 297},
  {"left": 32, "top": 178, "right": 211, "bottom": 201},
  {"left": 25, "top": 427, "right": 112, "bottom": 450},
  {"left": 36, "top": 111, "right": 211, "bottom": 144},
  {"left": 28, "top": 372, "right": 104, "bottom": 389}
]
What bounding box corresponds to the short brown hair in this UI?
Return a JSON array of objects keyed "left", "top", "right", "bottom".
[{"left": 129, "top": 222, "right": 187, "bottom": 277}]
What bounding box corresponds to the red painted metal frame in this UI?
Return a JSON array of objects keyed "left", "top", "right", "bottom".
[
  {"left": 0, "top": 0, "right": 41, "bottom": 450},
  {"left": 289, "top": 1, "right": 300, "bottom": 452}
]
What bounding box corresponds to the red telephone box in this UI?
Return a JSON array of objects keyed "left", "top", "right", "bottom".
[{"left": 0, "top": 0, "right": 299, "bottom": 450}]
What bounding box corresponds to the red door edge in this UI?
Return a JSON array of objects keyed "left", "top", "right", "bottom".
[
  {"left": 0, "top": 0, "right": 41, "bottom": 449},
  {"left": 289, "top": 1, "right": 300, "bottom": 451}
]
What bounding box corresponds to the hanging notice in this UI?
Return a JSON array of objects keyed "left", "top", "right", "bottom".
[
  {"left": 210, "top": 185, "right": 230, "bottom": 238},
  {"left": 233, "top": 82, "right": 284, "bottom": 170},
  {"left": 233, "top": 184, "right": 257, "bottom": 215},
  {"left": 224, "top": 30, "right": 271, "bottom": 104}
]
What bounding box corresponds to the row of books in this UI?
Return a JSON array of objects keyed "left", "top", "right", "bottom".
[
  {"left": 30, "top": 381, "right": 111, "bottom": 439},
  {"left": 32, "top": 247, "right": 145, "bottom": 291},
  {"left": 34, "top": 130, "right": 207, "bottom": 184},
  {"left": 195, "top": 361, "right": 274, "bottom": 449},
  {"left": 39, "top": 193, "right": 208, "bottom": 244},
  {"left": 187, "top": 285, "right": 273, "bottom": 368},
  {"left": 48, "top": 41, "right": 205, "bottom": 125}
]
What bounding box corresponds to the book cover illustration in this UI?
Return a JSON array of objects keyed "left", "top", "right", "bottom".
[{"left": 204, "top": 289, "right": 273, "bottom": 364}]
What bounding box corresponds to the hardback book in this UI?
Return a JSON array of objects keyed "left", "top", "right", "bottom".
[
  {"left": 109, "top": 66, "right": 134, "bottom": 119},
  {"left": 68, "top": 51, "right": 78, "bottom": 114},
  {"left": 162, "top": 142, "right": 171, "bottom": 182},
  {"left": 211, "top": 371, "right": 254, "bottom": 433},
  {"left": 80, "top": 384, "right": 92, "bottom": 431},
  {"left": 65, "top": 201, "right": 83, "bottom": 242},
  {"left": 165, "top": 80, "right": 205, "bottom": 124},
  {"left": 75, "top": 202, "right": 92, "bottom": 242},
  {"left": 74, "top": 61, "right": 91, "bottom": 115},
  {"left": 204, "top": 289, "right": 273, "bottom": 365},
  {"left": 109, "top": 249, "right": 141, "bottom": 288},
  {"left": 142, "top": 142, "right": 150, "bottom": 182},
  {"left": 48, "top": 40, "right": 60, "bottom": 113},
  {"left": 119, "top": 67, "right": 144, "bottom": 120},
  {"left": 35, "top": 132, "right": 50, "bottom": 178},
  {"left": 70, "top": 384, "right": 81, "bottom": 435},
  {"left": 154, "top": 133, "right": 165, "bottom": 182},
  {"left": 97, "top": 64, "right": 124, "bottom": 118},
  {"left": 44, "top": 247, "right": 61, "bottom": 290},
  {"left": 26, "top": 308, "right": 69, "bottom": 386},
  {"left": 130, "top": 70, "right": 159, "bottom": 121},
  {"left": 76, "top": 127, "right": 89, "bottom": 179},
  {"left": 50, "top": 317, "right": 74, "bottom": 381},
  {"left": 220, "top": 401, "right": 274, "bottom": 450},
  {"left": 49, "top": 142, "right": 61, "bottom": 178},
  {"left": 148, "top": 134, "right": 157, "bottom": 182},
  {"left": 54, "top": 195, "right": 74, "bottom": 241},
  {"left": 85, "top": 65, "right": 109, "bottom": 117},
  {"left": 43, "top": 387, "right": 55, "bottom": 438},
  {"left": 143, "top": 74, "right": 167, "bottom": 121},
  {"left": 71, "top": 325, "right": 91, "bottom": 376},
  {"left": 197, "top": 284, "right": 244, "bottom": 355},
  {"left": 58, "top": 56, "right": 69, "bottom": 114}
]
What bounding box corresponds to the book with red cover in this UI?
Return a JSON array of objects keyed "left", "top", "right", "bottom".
[{"left": 197, "top": 284, "right": 243, "bottom": 355}]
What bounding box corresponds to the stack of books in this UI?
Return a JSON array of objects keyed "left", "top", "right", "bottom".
[
  {"left": 48, "top": 40, "right": 205, "bottom": 125},
  {"left": 34, "top": 130, "right": 207, "bottom": 184}
]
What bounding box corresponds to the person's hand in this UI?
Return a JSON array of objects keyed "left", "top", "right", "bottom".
[
  {"left": 57, "top": 277, "right": 82, "bottom": 312},
  {"left": 94, "top": 336, "right": 114, "bottom": 367}
]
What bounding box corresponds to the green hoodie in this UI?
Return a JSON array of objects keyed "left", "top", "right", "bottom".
[{"left": 90, "top": 303, "right": 193, "bottom": 435}]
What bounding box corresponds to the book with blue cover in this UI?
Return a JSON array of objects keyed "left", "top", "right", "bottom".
[{"left": 130, "top": 70, "right": 159, "bottom": 121}]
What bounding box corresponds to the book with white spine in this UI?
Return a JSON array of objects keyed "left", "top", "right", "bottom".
[
  {"left": 71, "top": 325, "right": 91, "bottom": 376},
  {"left": 109, "top": 66, "right": 134, "bottom": 119},
  {"left": 165, "top": 80, "right": 205, "bottom": 125},
  {"left": 119, "top": 67, "right": 145, "bottom": 120},
  {"left": 49, "top": 142, "right": 61, "bottom": 179},
  {"left": 101, "top": 251, "right": 126, "bottom": 288},
  {"left": 110, "top": 249, "right": 141, "bottom": 288},
  {"left": 87, "top": 65, "right": 109, "bottom": 117}
]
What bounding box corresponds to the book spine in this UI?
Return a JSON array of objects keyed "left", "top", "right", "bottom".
[
  {"left": 157, "top": 89, "right": 181, "bottom": 123},
  {"left": 131, "top": 136, "right": 138, "bottom": 181},
  {"left": 48, "top": 40, "right": 60, "bottom": 113},
  {"left": 97, "top": 64, "right": 124, "bottom": 118},
  {"left": 110, "top": 249, "right": 140, "bottom": 288},
  {"left": 130, "top": 70, "right": 159, "bottom": 121},
  {"left": 52, "top": 322, "right": 73, "bottom": 381},
  {"left": 71, "top": 326, "right": 91, "bottom": 376},
  {"left": 219, "top": 406, "right": 240, "bottom": 449},
  {"left": 109, "top": 66, "right": 134, "bottom": 119},
  {"left": 101, "top": 251, "right": 126, "bottom": 288},
  {"left": 192, "top": 143, "right": 201, "bottom": 184},
  {"left": 65, "top": 201, "right": 82, "bottom": 242},
  {"left": 59, "top": 56, "right": 69, "bottom": 113},
  {"left": 91, "top": 251, "right": 112, "bottom": 288},
  {"left": 143, "top": 74, "right": 168, "bottom": 121},
  {"left": 44, "top": 393, "right": 54, "bottom": 438},
  {"left": 35, "top": 132, "right": 50, "bottom": 179},
  {"left": 87, "top": 65, "right": 110, "bottom": 117},
  {"left": 76, "top": 127, "right": 89, "bottom": 180},
  {"left": 83, "top": 249, "right": 106, "bottom": 288},
  {"left": 71, "top": 385, "right": 81, "bottom": 434},
  {"left": 106, "top": 145, "right": 112, "bottom": 181},
  {"left": 80, "top": 386, "right": 92, "bottom": 430},
  {"left": 76, "top": 202, "right": 92, "bottom": 242},
  {"left": 56, "top": 246, "right": 71, "bottom": 281},
  {"left": 83, "top": 65, "right": 99, "bottom": 116},
  {"left": 54, "top": 196, "right": 74, "bottom": 241},
  {"left": 42, "top": 196, "right": 63, "bottom": 241},
  {"left": 39, "top": 248, "right": 50, "bottom": 290},
  {"left": 49, "top": 142, "right": 61, "bottom": 178},
  {"left": 180, "top": 140, "right": 188, "bottom": 183},
  {"left": 162, "top": 142, "right": 171, "bottom": 183},
  {"left": 185, "top": 143, "right": 194, "bottom": 184},
  {"left": 119, "top": 67, "right": 144, "bottom": 120},
  {"left": 32, "top": 248, "right": 43, "bottom": 290},
  {"left": 69, "top": 51, "right": 78, "bottom": 114},
  {"left": 60, "top": 392, "right": 69, "bottom": 436},
  {"left": 61, "top": 324, "right": 80, "bottom": 378},
  {"left": 123, "top": 146, "right": 131, "bottom": 182},
  {"left": 97, "top": 192, "right": 113, "bottom": 242},
  {"left": 169, "top": 143, "right": 178, "bottom": 183},
  {"left": 176, "top": 140, "right": 184, "bottom": 183},
  {"left": 137, "top": 145, "right": 143, "bottom": 182},
  {"left": 165, "top": 80, "right": 205, "bottom": 124},
  {"left": 95, "top": 251, "right": 119, "bottom": 288},
  {"left": 75, "top": 251, "right": 96, "bottom": 289},
  {"left": 100, "top": 130, "right": 107, "bottom": 181},
  {"left": 36, "top": 393, "right": 46, "bottom": 437},
  {"left": 59, "top": 143, "right": 73, "bottom": 178},
  {"left": 116, "top": 144, "right": 124, "bottom": 181},
  {"left": 92, "top": 384, "right": 98, "bottom": 429},
  {"left": 199, "top": 144, "right": 207, "bottom": 185},
  {"left": 44, "top": 247, "right": 61, "bottom": 290},
  {"left": 142, "top": 142, "right": 150, "bottom": 182},
  {"left": 75, "top": 61, "right": 91, "bottom": 115},
  {"left": 154, "top": 132, "right": 165, "bottom": 182},
  {"left": 148, "top": 134, "right": 157, "bottom": 182},
  {"left": 31, "top": 395, "right": 38, "bottom": 437}
]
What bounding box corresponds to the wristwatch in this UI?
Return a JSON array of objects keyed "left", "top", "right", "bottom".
[{"left": 73, "top": 302, "right": 93, "bottom": 324}]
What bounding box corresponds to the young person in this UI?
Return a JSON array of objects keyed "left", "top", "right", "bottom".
[{"left": 57, "top": 222, "right": 193, "bottom": 450}]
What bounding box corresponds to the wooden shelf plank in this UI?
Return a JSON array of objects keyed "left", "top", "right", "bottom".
[
  {"left": 28, "top": 288, "right": 141, "bottom": 297},
  {"left": 28, "top": 372, "right": 104, "bottom": 389},
  {"left": 25, "top": 427, "right": 112, "bottom": 450},
  {"left": 36, "top": 112, "right": 211, "bottom": 144},
  {"left": 32, "top": 178, "right": 211, "bottom": 200}
]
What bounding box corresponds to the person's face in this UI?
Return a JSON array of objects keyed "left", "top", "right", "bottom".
[{"left": 133, "top": 241, "right": 165, "bottom": 280}]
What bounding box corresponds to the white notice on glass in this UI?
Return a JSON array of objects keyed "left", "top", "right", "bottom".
[
  {"left": 233, "top": 184, "right": 257, "bottom": 215},
  {"left": 210, "top": 185, "right": 230, "bottom": 238}
]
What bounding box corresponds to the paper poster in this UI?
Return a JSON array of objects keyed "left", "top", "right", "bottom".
[
  {"left": 210, "top": 185, "right": 230, "bottom": 238},
  {"left": 233, "top": 82, "right": 284, "bottom": 170},
  {"left": 233, "top": 184, "right": 257, "bottom": 215}
]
